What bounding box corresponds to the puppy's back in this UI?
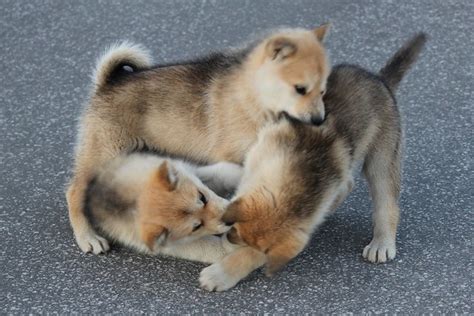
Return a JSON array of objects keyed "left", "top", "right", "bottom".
[{"left": 324, "top": 65, "right": 400, "bottom": 161}]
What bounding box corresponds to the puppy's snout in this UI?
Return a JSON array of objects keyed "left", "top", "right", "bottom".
[
  {"left": 212, "top": 223, "right": 231, "bottom": 237},
  {"left": 310, "top": 99, "right": 325, "bottom": 125},
  {"left": 310, "top": 114, "right": 325, "bottom": 126}
]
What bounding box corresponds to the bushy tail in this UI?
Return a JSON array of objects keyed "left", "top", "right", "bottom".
[
  {"left": 379, "top": 33, "right": 427, "bottom": 92},
  {"left": 92, "top": 41, "right": 152, "bottom": 91}
]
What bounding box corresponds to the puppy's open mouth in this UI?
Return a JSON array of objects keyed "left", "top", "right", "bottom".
[{"left": 213, "top": 233, "right": 224, "bottom": 237}]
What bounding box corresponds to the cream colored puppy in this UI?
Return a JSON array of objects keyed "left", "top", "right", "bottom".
[{"left": 67, "top": 25, "right": 331, "bottom": 254}]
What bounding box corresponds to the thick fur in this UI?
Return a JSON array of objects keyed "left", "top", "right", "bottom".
[
  {"left": 66, "top": 26, "right": 330, "bottom": 254},
  {"left": 92, "top": 41, "right": 152, "bottom": 91},
  {"left": 380, "top": 34, "right": 427, "bottom": 91},
  {"left": 200, "top": 33, "right": 427, "bottom": 291},
  {"left": 83, "top": 152, "right": 242, "bottom": 262}
]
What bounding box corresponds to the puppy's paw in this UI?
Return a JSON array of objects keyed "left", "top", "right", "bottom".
[
  {"left": 75, "top": 230, "right": 110, "bottom": 254},
  {"left": 199, "top": 263, "right": 239, "bottom": 292},
  {"left": 362, "top": 238, "right": 396, "bottom": 263}
]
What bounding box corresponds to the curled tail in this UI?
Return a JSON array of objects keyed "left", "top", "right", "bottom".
[
  {"left": 380, "top": 33, "right": 427, "bottom": 92},
  {"left": 92, "top": 41, "right": 152, "bottom": 91}
]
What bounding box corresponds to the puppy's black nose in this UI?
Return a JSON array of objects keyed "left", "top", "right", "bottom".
[{"left": 311, "top": 115, "right": 325, "bottom": 126}]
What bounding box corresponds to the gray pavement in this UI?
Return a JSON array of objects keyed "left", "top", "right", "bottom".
[{"left": 1, "top": 0, "right": 473, "bottom": 313}]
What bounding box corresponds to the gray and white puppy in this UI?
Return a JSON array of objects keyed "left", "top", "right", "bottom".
[{"left": 200, "top": 33, "right": 428, "bottom": 292}]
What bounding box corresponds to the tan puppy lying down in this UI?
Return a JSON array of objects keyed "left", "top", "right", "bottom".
[{"left": 84, "top": 152, "right": 242, "bottom": 263}]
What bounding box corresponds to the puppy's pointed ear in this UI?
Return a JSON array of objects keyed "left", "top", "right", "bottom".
[
  {"left": 156, "top": 161, "right": 178, "bottom": 191},
  {"left": 266, "top": 37, "right": 297, "bottom": 60},
  {"left": 140, "top": 223, "right": 167, "bottom": 251},
  {"left": 313, "top": 23, "right": 330, "bottom": 42},
  {"left": 222, "top": 199, "right": 246, "bottom": 225}
]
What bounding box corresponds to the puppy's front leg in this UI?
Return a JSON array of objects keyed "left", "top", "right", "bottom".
[
  {"left": 328, "top": 178, "right": 354, "bottom": 214},
  {"left": 195, "top": 162, "right": 243, "bottom": 195},
  {"left": 200, "top": 246, "right": 266, "bottom": 292},
  {"left": 160, "top": 235, "right": 239, "bottom": 264}
]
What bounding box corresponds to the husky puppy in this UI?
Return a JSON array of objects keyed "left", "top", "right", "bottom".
[
  {"left": 84, "top": 152, "right": 241, "bottom": 262},
  {"left": 67, "top": 25, "right": 330, "bottom": 254},
  {"left": 199, "top": 34, "right": 427, "bottom": 291}
]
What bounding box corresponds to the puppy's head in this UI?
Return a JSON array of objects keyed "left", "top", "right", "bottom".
[
  {"left": 223, "top": 198, "right": 308, "bottom": 276},
  {"left": 253, "top": 24, "right": 331, "bottom": 125},
  {"left": 138, "top": 161, "right": 231, "bottom": 251}
]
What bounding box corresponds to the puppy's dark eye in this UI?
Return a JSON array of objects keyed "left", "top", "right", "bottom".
[
  {"left": 192, "top": 222, "right": 203, "bottom": 232},
  {"left": 122, "top": 65, "right": 134, "bottom": 72},
  {"left": 198, "top": 191, "right": 208, "bottom": 205},
  {"left": 294, "top": 85, "right": 307, "bottom": 96}
]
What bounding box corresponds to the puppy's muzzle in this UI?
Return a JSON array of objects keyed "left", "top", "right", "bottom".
[{"left": 310, "top": 114, "right": 325, "bottom": 126}]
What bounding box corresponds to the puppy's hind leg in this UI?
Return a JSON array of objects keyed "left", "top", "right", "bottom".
[
  {"left": 67, "top": 176, "right": 110, "bottom": 254},
  {"left": 67, "top": 124, "right": 140, "bottom": 254},
  {"left": 362, "top": 144, "right": 401, "bottom": 263}
]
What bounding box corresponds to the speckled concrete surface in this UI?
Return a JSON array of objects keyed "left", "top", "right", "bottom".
[{"left": 1, "top": 0, "right": 472, "bottom": 313}]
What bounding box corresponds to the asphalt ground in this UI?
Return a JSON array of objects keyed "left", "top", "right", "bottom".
[{"left": 1, "top": 0, "right": 472, "bottom": 313}]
